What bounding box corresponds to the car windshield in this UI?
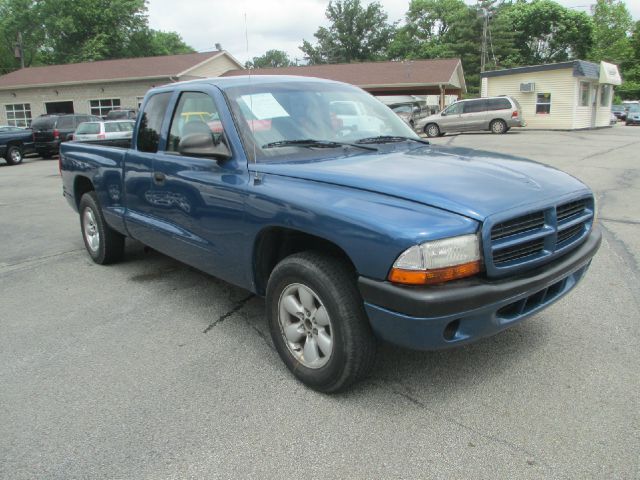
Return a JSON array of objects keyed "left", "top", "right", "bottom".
[
  {"left": 627, "top": 104, "right": 640, "bottom": 113},
  {"left": 224, "top": 80, "right": 419, "bottom": 162}
]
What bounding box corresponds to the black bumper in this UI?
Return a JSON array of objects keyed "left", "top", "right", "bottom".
[{"left": 358, "top": 228, "right": 602, "bottom": 318}]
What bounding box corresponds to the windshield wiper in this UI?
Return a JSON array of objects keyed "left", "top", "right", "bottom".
[
  {"left": 262, "top": 139, "right": 377, "bottom": 151},
  {"left": 355, "top": 135, "right": 430, "bottom": 145}
]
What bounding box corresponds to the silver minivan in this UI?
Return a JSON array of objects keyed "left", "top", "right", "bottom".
[
  {"left": 73, "top": 120, "right": 135, "bottom": 142},
  {"left": 416, "top": 96, "right": 524, "bottom": 137}
]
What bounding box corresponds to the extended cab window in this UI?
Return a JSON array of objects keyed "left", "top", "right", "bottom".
[
  {"left": 168, "top": 92, "right": 223, "bottom": 152},
  {"left": 137, "top": 92, "right": 171, "bottom": 153}
]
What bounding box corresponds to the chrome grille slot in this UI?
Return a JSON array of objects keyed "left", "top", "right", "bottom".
[
  {"left": 491, "top": 211, "right": 545, "bottom": 240},
  {"left": 557, "top": 223, "right": 584, "bottom": 245},
  {"left": 493, "top": 238, "right": 545, "bottom": 264},
  {"left": 557, "top": 200, "right": 586, "bottom": 222}
]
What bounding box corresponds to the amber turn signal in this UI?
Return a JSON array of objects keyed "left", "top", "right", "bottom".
[{"left": 388, "top": 260, "right": 481, "bottom": 285}]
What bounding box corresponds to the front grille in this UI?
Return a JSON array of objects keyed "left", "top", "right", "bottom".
[
  {"left": 491, "top": 211, "right": 545, "bottom": 241},
  {"left": 486, "top": 196, "right": 594, "bottom": 276}
]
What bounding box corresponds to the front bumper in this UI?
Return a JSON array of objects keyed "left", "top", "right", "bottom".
[{"left": 358, "top": 228, "right": 601, "bottom": 350}]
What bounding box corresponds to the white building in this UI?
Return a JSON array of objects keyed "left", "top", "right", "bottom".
[{"left": 481, "top": 60, "right": 622, "bottom": 130}]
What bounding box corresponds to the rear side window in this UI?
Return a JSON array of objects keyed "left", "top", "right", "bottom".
[
  {"left": 137, "top": 92, "right": 171, "bottom": 153},
  {"left": 105, "top": 123, "right": 119, "bottom": 133},
  {"left": 57, "top": 116, "right": 74, "bottom": 129},
  {"left": 486, "top": 98, "right": 512, "bottom": 111},
  {"left": 76, "top": 123, "right": 101, "bottom": 134},
  {"left": 118, "top": 121, "right": 134, "bottom": 131},
  {"left": 463, "top": 100, "right": 487, "bottom": 113}
]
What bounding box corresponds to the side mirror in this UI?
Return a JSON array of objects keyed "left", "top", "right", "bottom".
[
  {"left": 412, "top": 106, "right": 420, "bottom": 113},
  {"left": 178, "top": 133, "right": 231, "bottom": 161},
  {"left": 440, "top": 111, "right": 447, "bottom": 117}
]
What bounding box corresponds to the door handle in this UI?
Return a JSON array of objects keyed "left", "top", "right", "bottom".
[{"left": 153, "top": 171, "right": 166, "bottom": 185}]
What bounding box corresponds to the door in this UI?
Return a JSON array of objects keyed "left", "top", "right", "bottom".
[
  {"left": 123, "top": 91, "right": 173, "bottom": 242},
  {"left": 134, "top": 89, "right": 250, "bottom": 286},
  {"left": 438, "top": 102, "right": 464, "bottom": 132},
  {"left": 461, "top": 99, "right": 488, "bottom": 131}
]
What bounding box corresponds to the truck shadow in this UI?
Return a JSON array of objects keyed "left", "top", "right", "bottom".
[{"left": 118, "top": 239, "right": 550, "bottom": 404}]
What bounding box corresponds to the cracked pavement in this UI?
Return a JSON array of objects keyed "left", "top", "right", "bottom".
[{"left": 1, "top": 126, "right": 638, "bottom": 479}]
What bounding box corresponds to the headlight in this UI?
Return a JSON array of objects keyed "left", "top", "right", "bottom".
[{"left": 388, "top": 234, "right": 481, "bottom": 285}]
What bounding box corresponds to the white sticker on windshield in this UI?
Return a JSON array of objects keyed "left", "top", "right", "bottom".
[{"left": 239, "top": 93, "right": 289, "bottom": 120}]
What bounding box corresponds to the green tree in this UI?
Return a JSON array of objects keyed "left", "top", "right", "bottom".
[
  {"left": 300, "top": 0, "right": 395, "bottom": 64},
  {"left": 0, "top": 0, "right": 45, "bottom": 72},
  {"left": 590, "top": 0, "right": 633, "bottom": 68},
  {"left": 245, "top": 49, "right": 294, "bottom": 69},
  {"left": 501, "top": 0, "right": 594, "bottom": 65},
  {"left": 129, "top": 29, "right": 194, "bottom": 58}
]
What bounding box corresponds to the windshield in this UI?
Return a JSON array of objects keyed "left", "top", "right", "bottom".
[
  {"left": 627, "top": 104, "right": 640, "bottom": 113},
  {"left": 224, "top": 80, "right": 419, "bottom": 162}
]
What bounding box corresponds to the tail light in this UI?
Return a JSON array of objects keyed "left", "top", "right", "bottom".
[
  {"left": 53, "top": 129, "right": 60, "bottom": 140},
  {"left": 511, "top": 111, "right": 519, "bottom": 118},
  {"left": 97, "top": 133, "right": 106, "bottom": 140}
]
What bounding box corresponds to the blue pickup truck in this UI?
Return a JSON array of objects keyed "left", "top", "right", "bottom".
[
  {"left": 0, "top": 125, "right": 34, "bottom": 165},
  {"left": 60, "top": 76, "right": 601, "bottom": 392}
]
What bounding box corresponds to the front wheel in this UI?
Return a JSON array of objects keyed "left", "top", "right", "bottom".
[
  {"left": 424, "top": 123, "right": 441, "bottom": 138},
  {"left": 490, "top": 119, "right": 508, "bottom": 134},
  {"left": 266, "top": 252, "right": 376, "bottom": 393},
  {"left": 5, "top": 146, "right": 23, "bottom": 165},
  {"left": 79, "top": 192, "right": 125, "bottom": 264}
]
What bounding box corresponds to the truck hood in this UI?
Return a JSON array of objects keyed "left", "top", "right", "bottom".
[{"left": 253, "top": 145, "right": 590, "bottom": 221}]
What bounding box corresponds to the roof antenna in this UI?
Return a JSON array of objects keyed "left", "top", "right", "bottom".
[{"left": 245, "top": 12, "right": 259, "bottom": 183}]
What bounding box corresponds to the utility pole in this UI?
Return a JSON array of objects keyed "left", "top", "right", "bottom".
[
  {"left": 480, "top": 8, "right": 488, "bottom": 73},
  {"left": 14, "top": 32, "right": 25, "bottom": 69}
]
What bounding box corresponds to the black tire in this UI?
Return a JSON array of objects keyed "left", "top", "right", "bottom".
[
  {"left": 490, "top": 119, "right": 508, "bottom": 134},
  {"left": 5, "top": 145, "right": 23, "bottom": 165},
  {"left": 424, "top": 123, "right": 441, "bottom": 138},
  {"left": 79, "top": 191, "right": 125, "bottom": 264},
  {"left": 266, "top": 251, "right": 376, "bottom": 393}
]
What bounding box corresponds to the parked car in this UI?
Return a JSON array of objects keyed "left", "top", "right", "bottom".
[
  {"left": 416, "top": 96, "right": 524, "bottom": 137},
  {"left": 0, "top": 125, "right": 34, "bottom": 165},
  {"left": 328, "top": 100, "right": 386, "bottom": 134},
  {"left": 105, "top": 109, "right": 137, "bottom": 120},
  {"left": 390, "top": 102, "right": 428, "bottom": 129},
  {"left": 73, "top": 120, "right": 135, "bottom": 144},
  {"left": 60, "top": 76, "right": 600, "bottom": 393},
  {"left": 625, "top": 104, "right": 640, "bottom": 125},
  {"left": 611, "top": 104, "right": 625, "bottom": 121},
  {"left": 610, "top": 112, "right": 617, "bottom": 125},
  {"left": 31, "top": 113, "right": 101, "bottom": 158}
]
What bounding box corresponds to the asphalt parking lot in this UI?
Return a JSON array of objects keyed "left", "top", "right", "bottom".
[{"left": 1, "top": 125, "right": 638, "bottom": 479}]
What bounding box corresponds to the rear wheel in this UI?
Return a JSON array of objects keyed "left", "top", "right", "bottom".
[
  {"left": 79, "top": 191, "right": 125, "bottom": 264},
  {"left": 266, "top": 252, "right": 376, "bottom": 393},
  {"left": 5, "top": 146, "right": 23, "bottom": 165},
  {"left": 490, "top": 119, "right": 507, "bottom": 134},
  {"left": 424, "top": 123, "right": 441, "bottom": 138}
]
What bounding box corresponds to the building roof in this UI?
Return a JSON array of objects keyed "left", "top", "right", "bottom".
[
  {"left": 0, "top": 51, "right": 242, "bottom": 90},
  {"left": 481, "top": 60, "right": 601, "bottom": 80},
  {"left": 222, "top": 58, "right": 465, "bottom": 90}
]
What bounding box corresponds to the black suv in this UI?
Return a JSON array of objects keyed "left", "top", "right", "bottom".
[{"left": 31, "top": 114, "right": 101, "bottom": 158}]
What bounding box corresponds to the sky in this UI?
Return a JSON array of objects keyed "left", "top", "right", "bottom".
[{"left": 147, "top": 0, "right": 640, "bottom": 64}]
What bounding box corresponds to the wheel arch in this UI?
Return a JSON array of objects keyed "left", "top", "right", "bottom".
[
  {"left": 252, "top": 226, "right": 356, "bottom": 296},
  {"left": 73, "top": 175, "right": 95, "bottom": 209}
]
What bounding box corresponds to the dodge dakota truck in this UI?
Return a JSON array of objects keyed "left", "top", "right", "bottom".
[{"left": 60, "top": 76, "right": 601, "bottom": 392}]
